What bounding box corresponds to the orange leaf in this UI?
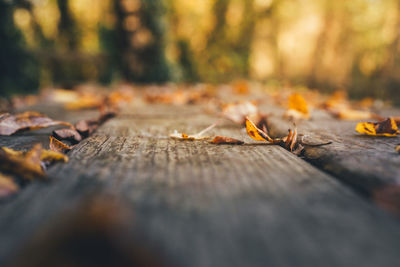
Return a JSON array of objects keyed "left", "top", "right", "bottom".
[
  {"left": 355, "top": 118, "right": 399, "bottom": 136},
  {"left": 285, "top": 93, "right": 310, "bottom": 119},
  {"left": 0, "top": 145, "right": 45, "bottom": 179},
  {"left": 210, "top": 136, "right": 244, "bottom": 145},
  {"left": 49, "top": 136, "right": 73, "bottom": 153},
  {"left": 245, "top": 118, "right": 273, "bottom": 142}
]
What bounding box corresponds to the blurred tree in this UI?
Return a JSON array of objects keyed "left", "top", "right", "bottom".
[
  {"left": 114, "top": 0, "right": 170, "bottom": 83},
  {"left": 57, "top": 0, "right": 79, "bottom": 50},
  {"left": 0, "top": 0, "right": 39, "bottom": 97}
]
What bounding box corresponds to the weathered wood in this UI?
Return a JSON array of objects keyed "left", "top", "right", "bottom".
[
  {"left": 1, "top": 104, "right": 400, "bottom": 267},
  {"left": 263, "top": 104, "right": 400, "bottom": 213}
]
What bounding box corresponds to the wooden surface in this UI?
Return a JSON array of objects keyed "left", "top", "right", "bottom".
[
  {"left": 264, "top": 104, "right": 400, "bottom": 213},
  {"left": 1, "top": 104, "right": 400, "bottom": 267}
]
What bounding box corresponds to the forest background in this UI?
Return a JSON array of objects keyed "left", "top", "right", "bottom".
[{"left": 2, "top": 0, "right": 400, "bottom": 104}]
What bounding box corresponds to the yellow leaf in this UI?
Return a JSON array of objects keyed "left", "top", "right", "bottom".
[
  {"left": 289, "top": 93, "right": 309, "bottom": 115},
  {"left": 41, "top": 149, "right": 69, "bottom": 163},
  {"left": 0, "top": 145, "right": 44, "bottom": 179},
  {"left": 355, "top": 118, "right": 399, "bottom": 136},
  {"left": 245, "top": 118, "right": 273, "bottom": 142}
]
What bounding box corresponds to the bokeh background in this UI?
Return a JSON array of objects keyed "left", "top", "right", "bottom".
[{"left": 1, "top": 0, "right": 400, "bottom": 103}]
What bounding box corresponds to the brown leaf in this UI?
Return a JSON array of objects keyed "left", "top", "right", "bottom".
[
  {"left": 75, "top": 119, "right": 98, "bottom": 137},
  {"left": 49, "top": 136, "right": 73, "bottom": 154},
  {"left": 0, "top": 111, "right": 72, "bottom": 135},
  {"left": 396, "top": 144, "right": 400, "bottom": 154},
  {"left": 0, "top": 173, "right": 18, "bottom": 198},
  {"left": 210, "top": 136, "right": 244, "bottom": 145},
  {"left": 53, "top": 128, "right": 82, "bottom": 143}
]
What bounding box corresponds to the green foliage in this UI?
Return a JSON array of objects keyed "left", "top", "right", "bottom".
[{"left": 0, "top": 0, "right": 39, "bottom": 97}]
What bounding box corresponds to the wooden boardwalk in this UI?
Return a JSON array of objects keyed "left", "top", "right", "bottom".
[{"left": 1, "top": 103, "right": 400, "bottom": 267}]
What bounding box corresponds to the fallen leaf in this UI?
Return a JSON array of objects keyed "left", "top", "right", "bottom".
[
  {"left": 53, "top": 128, "right": 82, "bottom": 143},
  {"left": 41, "top": 149, "right": 69, "bottom": 164},
  {"left": 49, "top": 136, "right": 73, "bottom": 153},
  {"left": 0, "top": 111, "right": 72, "bottom": 135},
  {"left": 75, "top": 119, "right": 97, "bottom": 137},
  {"left": 285, "top": 93, "right": 310, "bottom": 120},
  {"left": 0, "top": 173, "right": 18, "bottom": 198},
  {"left": 170, "top": 122, "right": 218, "bottom": 140},
  {"left": 245, "top": 118, "right": 274, "bottom": 142},
  {"left": 210, "top": 136, "right": 244, "bottom": 145},
  {"left": 0, "top": 145, "right": 45, "bottom": 179},
  {"left": 245, "top": 118, "right": 330, "bottom": 155},
  {"left": 356, "top": 118, "right": 399, "bottom": 136},
  {"left": 396, "top": 144, "right": 400, "bottom": 153}
]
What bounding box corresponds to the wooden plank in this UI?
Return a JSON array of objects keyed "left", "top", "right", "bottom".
[
  {"left": 264, "top": 104, "right": 400, "bottom": 213},
  {"left": 1, "top": 104, "right": 400, "bottom": 267}
]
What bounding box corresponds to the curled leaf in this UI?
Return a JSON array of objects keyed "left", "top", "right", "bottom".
[
  {"left": 245, "top": 118, "right": 273, "bottom": 142},
  {"left": 0, "top": 173, "right": 18, "bottom": 198},
  {"left": 0, "top": 111, "right": 72, "bottom": 135},
  {"left": 210, "top": 136, "right": 244, "bottom": 145},
  {"left": 356, "top": 118, "right": 399, "bottom": 136},
  {"left": 53, "top": 128, "right": 82, "bottom": 143},
  {"left": 50, "top": 136, "right": 73, "bottom": 154}
]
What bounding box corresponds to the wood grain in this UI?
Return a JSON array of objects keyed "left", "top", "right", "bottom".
[{"left": 1, "top": 104, "right": 400, "bottom": 267}]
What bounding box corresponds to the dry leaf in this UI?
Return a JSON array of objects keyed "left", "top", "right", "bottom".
[
  {"left": 75, "top": 119, "right": 97, "bottom": 137},
  {"left": 170, "top": 122, "right": 218, "bottom": 140},
  {"left": 285, "top": 93, "right": 310, "bottom": 120},
  {"left": 0, "top": 145, "right": 45, "bottom": 179},
  {"left": 0, "top": 144, "right": 68, "bottom": 180},
  {"left": 50, "top": 136, "right": 73, "bottom": 153},
  {"left": 356, "top": 118, "right": 399, "bottom": 136},
  {"left": 222, "top": 101, "right": 259, "bottom": 124},
  {"left": 0, "top": 111, "right": 72, "bottom": 135},
  {"left": 396, "top": 144, "right": 400, "bottom": 153},
  {"left": 245, "top": 118, "right": 329, "bottom": 155},
  {"left": 210, "top": 136, "right": 244, "bottom": 145},
  {"left": 0, "top": 173, "right": 18, "bottom": 198},
  {"left": 41, "top": 149, "right": 69, "bottom": 164},
  {"left": 53, "top": 128, "right": 82, "bottom": 143},
  {"left": 245, "top": 118, "right": 274, "bottom": 142}
]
